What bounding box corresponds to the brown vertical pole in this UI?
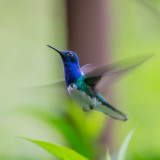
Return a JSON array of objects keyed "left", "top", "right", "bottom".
[
  {"left": 67, "top": 0, "right": 113, "bottom": 152},
  {"left": 67, "top": 0, "right": 110, "bottom": 66}
]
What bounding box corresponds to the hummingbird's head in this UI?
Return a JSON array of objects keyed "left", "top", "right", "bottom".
[
  {"left": 47, "top": 45, "right": 82, "bottom": 86},
  {"left": 47, "top": 45, "right": 79, "bottom": 65}
]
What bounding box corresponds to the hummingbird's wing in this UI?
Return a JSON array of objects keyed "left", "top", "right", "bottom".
[
  {"left": 19, "top": 80, "right": 67, "bottom": 95},
  {"left": 22, "top": 80, "right": 65, "bottom": 89},
  {"left": 83, "top": 53, "right": 154, "bottom": 93},
  {"left": 81, "top": 64, "right": 97, "bottom": 75}
]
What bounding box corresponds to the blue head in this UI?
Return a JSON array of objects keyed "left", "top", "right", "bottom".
[{"left": 47, "top": 45, "right": 83, "bottom": 86}]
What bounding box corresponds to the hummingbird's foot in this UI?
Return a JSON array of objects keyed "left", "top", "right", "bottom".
[
  {"left": 82, "top": 107, "right": 88, "bottom": 112},
  {"left": 90, "top": 105, "right": 93, "bottom": 110},
  {"left": 82, "top": 106, "right": 93, "bottom": 112}
]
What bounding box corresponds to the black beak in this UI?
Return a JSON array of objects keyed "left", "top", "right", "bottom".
[{"left": 47, "top": 45, "right": 63, "bottom": 55}]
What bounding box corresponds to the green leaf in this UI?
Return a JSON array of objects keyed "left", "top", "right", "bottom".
[
  {"left": 23, "top": 138, "right": 90, "bottom": 160},
  {"left": 117, "top": 129, "right": 134, "bottom": 160},
  {"left": 106, "top": 149, "right": 111, "bottom": 160},
  {"left": 24, "top": 108, "right": 91, "bottom": 158}
]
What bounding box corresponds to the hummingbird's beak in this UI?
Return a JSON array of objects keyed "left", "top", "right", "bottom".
[{"left": 47, "top": 45, "right": 64, "bottom": 55}]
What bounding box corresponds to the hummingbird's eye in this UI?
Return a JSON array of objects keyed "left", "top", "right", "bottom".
[{"left": 67, "top": 52, "right": 73, "bottom": 57}]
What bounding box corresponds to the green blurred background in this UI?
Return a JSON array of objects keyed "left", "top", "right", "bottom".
[{"left": 0, "top": 0, "right": 160, "bottom": 160}]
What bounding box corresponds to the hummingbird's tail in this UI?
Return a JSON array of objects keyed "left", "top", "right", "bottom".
[
  {"left": 104, "top": 102, "right": 128, "bottom": 121},
  {"left": 93, "top": 94, "right": 128, "bottom": 121}
]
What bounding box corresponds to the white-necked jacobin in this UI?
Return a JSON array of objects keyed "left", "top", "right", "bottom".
[{"left": 47, "top": 45, "right": 153, "bottom": 121}]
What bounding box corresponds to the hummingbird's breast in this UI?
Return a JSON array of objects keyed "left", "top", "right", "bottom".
[
  {"left": 67, "top": 83, "right": 102, "bottom": 110},
  {"left": 63, "top": 63, "right": 82, "bottom": 86}
]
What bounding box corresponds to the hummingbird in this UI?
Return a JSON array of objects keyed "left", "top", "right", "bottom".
[{"left": 47, "top": 45, "right": 153, "bottom": 121}]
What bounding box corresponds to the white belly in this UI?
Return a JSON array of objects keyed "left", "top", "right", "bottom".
[
  {"left": 67, "top": 85, "right": 127, "bottom": 121},
  {"left": 67, "top": 84, "right": 101, "bottom": 110}
]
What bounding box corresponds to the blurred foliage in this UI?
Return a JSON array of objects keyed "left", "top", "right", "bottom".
[
  {"left": 22, "top": 129, "right": 133, "bottom": 160},
  {"left": 111, "top": 0, "right": 160, "bottom": 159},
  {"left": 21, "top": 97, "right": 106, "bottom": 159},
  {"left": 106, "top": 129, "right": 134, "bottom": 160},
  {"left": 117, "top": 129, "right": 134, "bottom": 160},
  {"left": 23, "top": 138, "right": 89, "bottom": 160},
  {"left": 106, "top": 150, "right": 112, "bottom": 160},
  {"left": 0, "top": 0, "right": 68, "bottom": 159}
]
